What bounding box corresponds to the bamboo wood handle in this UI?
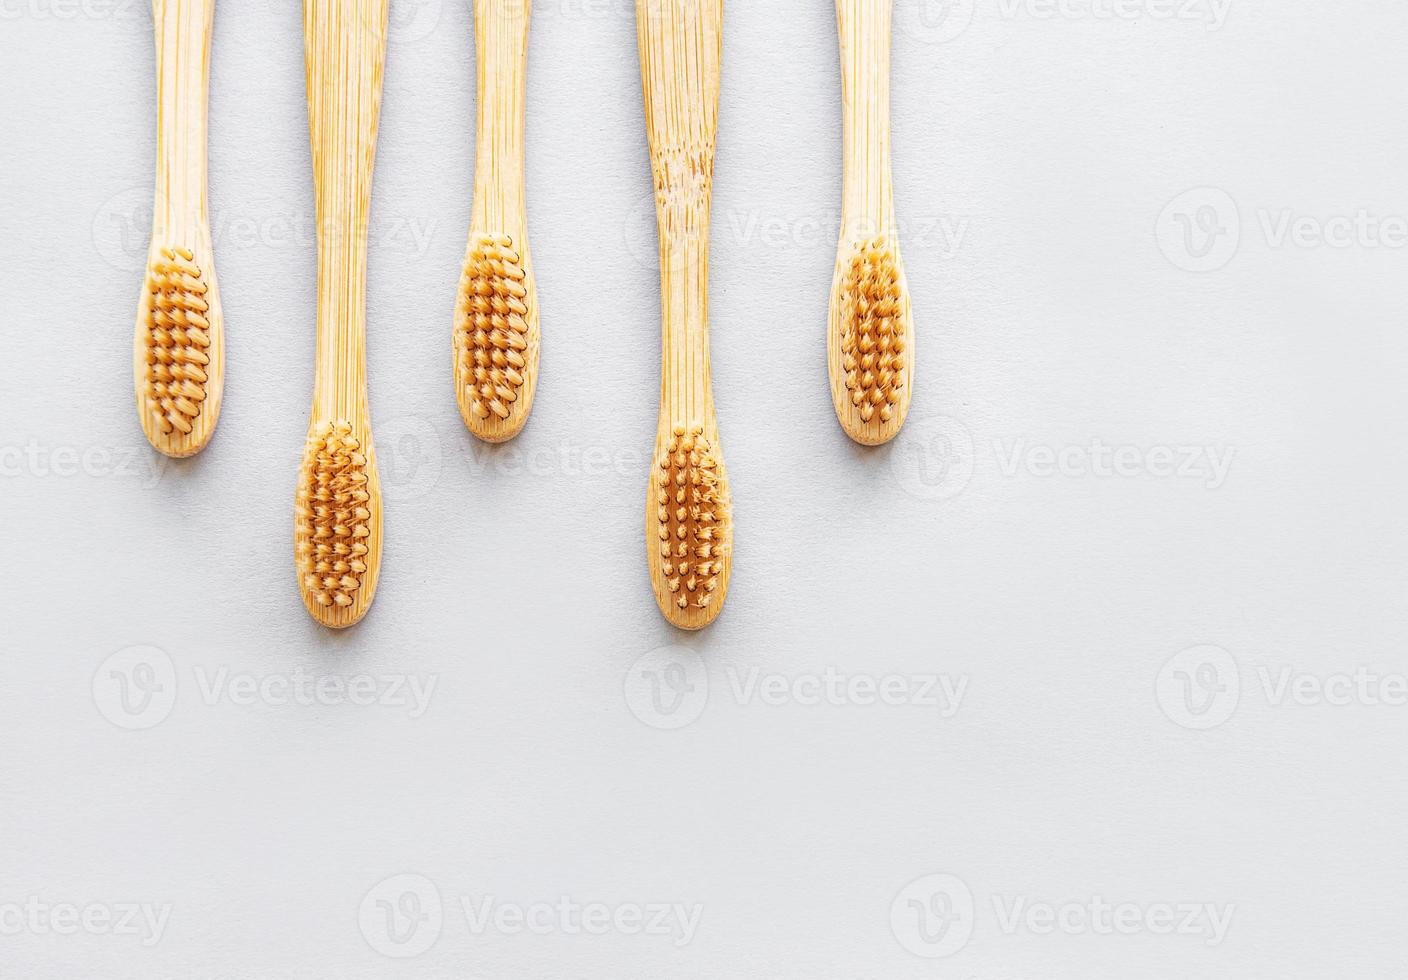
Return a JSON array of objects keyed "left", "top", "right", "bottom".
[
  {"left": 134, "top": 0, "right": 224, "bottom": 457},
  {"left": 294, "top": 0, "right": 388, "bottom": 628},
  {"left": 152, "top": 0, "right": 215, "bottom": 233},
  {"left": 472, "top": 0, "right": 529, "bottom": 233},
  {"left": 306, "top": 0, "right": 384, "bottom": 418},
  {"left": 638, "top": 0, "right": 733, "bottom": 630},
  {"left": 837, "top": 0, "right": 896, "bottom": 239}
]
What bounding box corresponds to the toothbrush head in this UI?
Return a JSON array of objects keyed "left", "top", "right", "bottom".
[
  {"left": 137, "top": 246, "right": 220, "bottom": 456},
  {"left": 650, "top": 422, "right": 731, "bottom": 628},
  {"left": 295, "top": 420, "right": 381, "bottom": 627},
  {"left": 455, "top": 234, "right": 535, "bottom": 442},
  {"left": 833, "top": 236, "right": 913, "bottom": 445}
]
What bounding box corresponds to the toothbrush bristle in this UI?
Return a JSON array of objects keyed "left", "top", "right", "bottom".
[
  {"left": 142, "top": 246, "right": 212, "bottom": 437},
  {"left": 456, "top": 235, "right": 530, "bottom": 423},
  {"left": 840, "top": 238, "right": 906, "bottom": 424},
  {"left": 653, "top": 423, "right": 729, "bottom": 611},
  {"left": 295, "top": 421, "right": 372, "bottom": 611}
]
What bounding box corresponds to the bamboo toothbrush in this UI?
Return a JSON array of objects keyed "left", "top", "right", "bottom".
[
  {"left": 828, "top": 0, "right": 915, "bottom": 446},
  {"left": 454, "top": 0, "right": 539, "bottom": 442},
  {"left": 294, "top": 0, "right": 388, "bottom": 628},
  {"left": 134, "top": 0, "right": 224, "bottom": 458},
  {"left": 637, "top": 0, "right": 733, "bottom": 630}
]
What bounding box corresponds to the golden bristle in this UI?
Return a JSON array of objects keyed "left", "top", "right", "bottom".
[
  {"left": 295, "top": 421, "right": 373, "bottom": 612},
  {"left": 839, "top": 237, "right": 906, "bottom": 425},
  {"left": 456, "top": 235, "right": 530, "bottom": 424},
  {"left": 142, "top": 246, "right": 212, "bottom": 438},
  {"left": 652, "top": 423, "right": 730, "bottom": 612}
]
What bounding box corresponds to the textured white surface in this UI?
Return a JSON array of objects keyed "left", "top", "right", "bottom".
[{"left": 3, "top": 0, "right": 1408, "bottom": 976}]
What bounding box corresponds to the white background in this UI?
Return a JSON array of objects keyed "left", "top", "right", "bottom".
[{"left": 3, "top": 0, "right": 1407, "bottom": 976}]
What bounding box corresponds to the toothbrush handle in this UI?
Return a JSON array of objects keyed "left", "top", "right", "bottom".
[
  {"left": 304, "top": 0, "right": 387, "bottom": 416},
  {"left": 471, "top": 0, "right": 530, "bottom": 232},
  {"left": 152, "top": 0, "right": 215, "bottom": 237},
  {"left": 836, "top": 0, "right": 894, "bottom": 237},
  {"left": 639, "top": 0, "right": 722, "bottom": 422}
]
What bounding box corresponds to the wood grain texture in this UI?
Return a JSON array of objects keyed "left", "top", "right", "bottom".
[
  {"left": 294, "top": 0, "right": 388, "bottom": 628},
  {"left": 454, "top": 0, "right": 539, "bottom": 442},
  {"left": 638, "top": 0, "right": 732, "bottom": 630},
  {"left": 134, "top": 0, "right": 224, "bottom": 458},
  {"left": 828, "top": 0, "right": 915, "bottom": 446}
]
